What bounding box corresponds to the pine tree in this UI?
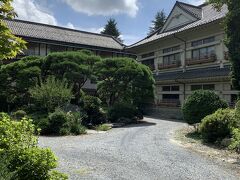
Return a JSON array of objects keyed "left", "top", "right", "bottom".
[
  {"left": 148, "top": 10, "right": 166, "bottom": 35},
  {"left": 209, "top": 0, "right": 240, "bottom": 90},
  {"left": 101, "top": 18, "right": 122, "bottom": 42}
]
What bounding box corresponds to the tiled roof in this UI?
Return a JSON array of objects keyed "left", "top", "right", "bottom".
[
  {"left": 127, "top": 3, "right": 228, "bottom": 49},
  {"left": 5, "top": 19, "right": 124, "bottom": 50},
  {"left": 154, "top": 66, "right": 230, "bottom": 81},
  {"left": 177, "top": 2, "right": 202, "bottom": 19}
]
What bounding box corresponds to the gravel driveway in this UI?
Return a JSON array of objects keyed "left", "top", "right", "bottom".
[{"left": 39, "top": 117, "right": 239, "bottom": 180}]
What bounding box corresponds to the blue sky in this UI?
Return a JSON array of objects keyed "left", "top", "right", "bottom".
[{"left": 12, "top": 0, "right": 204, "bottom": 45}]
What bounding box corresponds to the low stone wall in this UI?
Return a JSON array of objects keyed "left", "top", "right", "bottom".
[{"left": 144, "top": 106, "right": 183, "bottom": 120}]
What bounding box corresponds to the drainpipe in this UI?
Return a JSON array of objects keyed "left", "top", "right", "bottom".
[{"left": 173, "top": 34, "right": 187, "bottom": 102}]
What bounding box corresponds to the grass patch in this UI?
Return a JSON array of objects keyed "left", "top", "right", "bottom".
[{"left": 95, "top": 124, "right": 112, "bottom": 131}]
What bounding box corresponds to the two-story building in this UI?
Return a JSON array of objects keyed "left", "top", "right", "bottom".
[
  {"left": 127, "top": 1, "right": 238, "bottom": 107},
  {"left": 5, "top": 19, "right": 134, "bottom": 93}
]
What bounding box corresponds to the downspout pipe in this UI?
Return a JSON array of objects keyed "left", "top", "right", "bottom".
[{"left": 173, "top": 34, "right": 187, "bottom": 101}]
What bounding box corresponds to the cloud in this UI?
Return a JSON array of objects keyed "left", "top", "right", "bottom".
[
  {"left": 186, "top": 0, "right": 206, "bottom": 5},
  {"left": 66, "top": 22, "right": 104, "bottom": 34},
  {"left": 62, "top": 0, "right": 139, "bottom": 17},
  {"left": 12, "top": 0, "right": 57, "bottom": 25}
]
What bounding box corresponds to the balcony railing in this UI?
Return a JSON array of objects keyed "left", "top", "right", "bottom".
[
  {"left": 158, "top": 99, "right": 180, "bottom": 107},
  {"left": 158, "top": 61, "right": 181, "bottom": 70},
  {"left": 186, "top": 54, "right": 216, "bottom": 66}
]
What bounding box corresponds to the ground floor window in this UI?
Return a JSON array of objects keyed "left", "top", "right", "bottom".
[
  {"left": 162, "top": 85, "right": 179, "bottom": 91},
  {"left": 162, "top": 94, "right": 179, "bottom": 100}
]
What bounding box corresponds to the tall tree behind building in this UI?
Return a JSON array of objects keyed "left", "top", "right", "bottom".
[
  {"left": 209, "top": 0, "right": 240, "bottom": 90},
  {"left": 0, "top": 0, "right": 26, "bottom": 61},
  {"left": 101, "top": 18, "right": 122, "bottom": 42},
  {"left": 148, "top": 10, "right": 166, "bottom": 35}
]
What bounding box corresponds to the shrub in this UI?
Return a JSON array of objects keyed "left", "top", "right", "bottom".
[
  {"left": 108, "top": 103, "right": 140, "bottom": 123},
  {"left": 0, "top": 154, "right": 15, "bottom": 180},
  {"left": 29, "top": 76, "right": 73, "bottom": 112},
  {"left": 12, "top": 110, "right": 27, "bottom": 120},
  {"left": 229, "top": 128, "right": 240, "bottom": 152},
  {"left": 199, "top": 109, "right": 235, "bottom": 143},
  {"left": 82, "top": 95, "right": 106, "bottom": 126},
  {"left": 48, "top": 109, "right": 70, "bottom": 135},
  {"left": 0, "top": 114, "right": 67, "bottom": 179},
  {"left": 66, "top": 112, "right": 87, "bottom": 135},
  {"left": 182, "top": 90, "right": 228, "bottom": 124}
]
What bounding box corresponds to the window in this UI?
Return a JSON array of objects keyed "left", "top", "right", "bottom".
[
  {"left": 162, "top": 85, "right": 179, "bottom": 91},
  {"left": 192, "top": 46, "right": 215, "bottom": 60},
  {"left": 142, "top": 59, "right": 155, "bottom": 70},
  {"left": 141, "top": 52, "right": 154, "bottom": 59},
  {"left": 24, "top": 42, "right": 39, "bottom": 56},
  {"left": 163, "top": 53, "right": 181, "bottom": 65},
  {"left": 49, "top": 45, "right": 67, "bottom": 52},
  {"left": 192, "top": 36, "right": 215, "bottom": 47},
  {"left": 191, "top": 84, "right": 215, "bottom": 91},
  {"left": 162, "top": 94, "right": 179, "bottom": 100},
  {"left": 163, "top": 45, "right": 180, "bottom": 54}
]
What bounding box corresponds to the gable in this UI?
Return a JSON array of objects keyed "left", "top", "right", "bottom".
[{"left": 161, "top": 5, "right": 198, "bottom": 33}]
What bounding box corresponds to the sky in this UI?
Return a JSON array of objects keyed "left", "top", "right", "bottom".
[{"left": 12, "top": 0, "right": 205, "bottom": 45}]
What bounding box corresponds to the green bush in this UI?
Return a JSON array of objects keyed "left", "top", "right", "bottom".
[
  {"left": 48, "top": 109, "right": 70, "bottom": 135},
  {"left": 82, "top": 95, "right": 106, "bottom": 126},
  {"left": 0, "top": 154, "right": 15, "bottom": 180},
  {"left": 29, "top": 76, "right": 73, "bottom": 112},
  {"left": 229, "top": 128, "right": 240, "bottom": 152},
  {"left": 12, "top": 110, "right": 27, "bottom": 120},
  {"left": 108, "top": 103, "right": 140, "bottom": 123},
  {"left": 182, "top": 90, "right": 228, "bottom": 124},
  {"left": 199, "top": 109, "right": 235, "bottom": 143},
  {"left": 0, "top": 114, "right": 67, "bottom": 179}
]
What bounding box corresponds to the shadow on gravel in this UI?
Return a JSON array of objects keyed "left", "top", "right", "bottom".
[
  {"left": 145, "top": 115, "right": 185, "bottom": 123},
  {"left": 117, "top": 120, "right": 157, "bottom": 128}
]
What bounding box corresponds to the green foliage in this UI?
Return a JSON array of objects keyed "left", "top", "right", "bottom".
[
  {"left": 95, "top": 124, "right": 112, "bottom": 131},
  {"left": 95, "top": 57, "right": 155, "bottom": 108},
  {"left": 107, "top": 103, "right": 140, "bottom": 123},
  {"left": 38, "top": 109, "right": 86, "bottom": 136},
  {"left": 48, "top": 109, "right": 69, "bottom": 135},
  {"left": 29, "top": 76, "right": 73, "bottom": 112},
  {"left": 148, "top": 9, "right": 166, "bottom": 35},
  {"left": 42, "top": 50, "right": 100, "bottom": 104},
  {"left": 12, "top": 109, "right": 27, "bottom": 120},
  {"left": 66, "top": 112, "right": 86, "bottom": 135},
  {"left": 82, "top": 95, "right": 106, "bottom": 126},
  {"left": 199, "top": 109, "right": 235, "bottom": 143},
  {"left": 209, "top": 0, "right": 240, "bottom": 90},
  {"left": 0, "top": 0, "right": 26, "bottom": 60},
  {"left": 182, "top": 90, "right": 228, "bottom": 124},
  {"left": 101, "top": 18, "right": 122, "bottom": 42},
  {"left": 0, "top": 154, "right": 15, "bottom": 180},
  {"left": 229, "top": 128, "right": 240, "bottom": 152},
  {"left": 0, "top": 56, "right": 43, "bottom": 111},
  {"left": 0, "top": 114, "right": 67, "bottom": 179}
]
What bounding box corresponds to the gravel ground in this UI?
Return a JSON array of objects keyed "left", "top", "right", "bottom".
[{"left": 39, "top": 117, "right": 240, "bottom": 180}]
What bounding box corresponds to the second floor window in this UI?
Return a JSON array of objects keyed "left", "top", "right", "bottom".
[
  {"left": 191, "top": 84, "right": 215, "bottom": 91},
  {"left": 192, "top": 46, "right": 215, "bottom": 60},
  {"left": 192, "top": 36, "right": 215, "bottom": 47},
  {"left": 142, "top": 59, "right": 155, "bottom": 70},
  {"left": 162, "top": 85, "right": 180, "bottom": 91},
  {"left": 163, "top": 45, "right": 180, "bottom": 54},
  {"left": 163, "top": 53, "right": 181, "bottom": 65}
]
